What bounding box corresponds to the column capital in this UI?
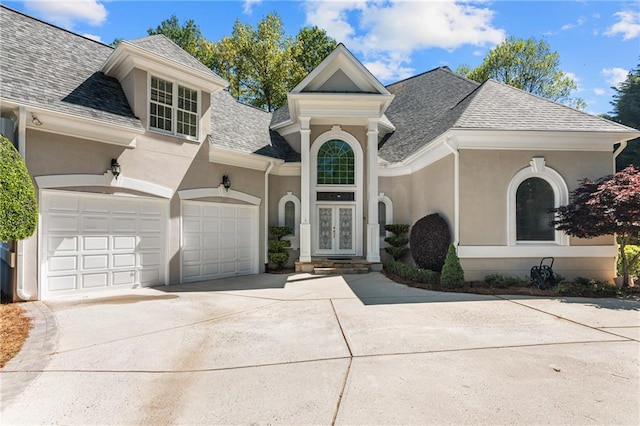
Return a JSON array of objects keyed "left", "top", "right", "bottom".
[
  {"left": 300, "top": 117, "right": 311, "bottom": 131},
  {"left": 367, "top": 118, "right": 379, "bottom": 135}
]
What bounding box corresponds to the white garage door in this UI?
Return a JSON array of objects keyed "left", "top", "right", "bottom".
[
  {"left": 181, "top": 201, "right": 258, "bottom": 283},
  {"left": 41, "top": 191, "right": 167, "bottom": 299}
]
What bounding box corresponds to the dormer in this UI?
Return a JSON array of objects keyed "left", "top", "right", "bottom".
[
  {"left": 102, "top": 35, "right": 228, "bottom": 142},
  {"left": 277, "top": 44, "right": 395, "bottom": 130}
]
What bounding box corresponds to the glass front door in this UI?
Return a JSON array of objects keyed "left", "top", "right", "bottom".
[{"left": 315, "top": 204, "right": 355, "bottom": 255}]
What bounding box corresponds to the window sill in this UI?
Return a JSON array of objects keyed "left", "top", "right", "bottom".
[
  {"left": 458, "top": 245, "right": 617, "bottom": 258},
  {"left": 148, "top": 127, "right": 201, "bottom": 143}
]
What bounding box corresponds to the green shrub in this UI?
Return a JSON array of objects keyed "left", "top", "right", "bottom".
[
  {"left": 617, "top": 244, "right": 640, "bottom": 278},
  {"left": 484, "top": 274, "right": 529, "bottom": 288},
  {"left": 384, "top": 223, "right": 410, "bottom": 261},
  {"left": 410, "top": 213, "right": 451, "bottom": 272},
  {"left": 557, "top": 278, "right": 619, "bottom": 297},
  {"left": 268, "top": 226, "right": 293, "bottom": 271},
  {"left": 385, "top": 224, "right": 410, "bottom": 235},
  {"left": 0, "top": 134, "right": 38, "bottom": 242},
  {"left": 386, "top": 261, "right": 439, "bottom": 285},
  {"left": 440, "top": 245, "right": 464, "bottom": 289}
]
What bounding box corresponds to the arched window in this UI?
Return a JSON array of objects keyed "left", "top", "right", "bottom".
[
  {"left": 278, "top": 192, "right": 301, "bottom": 249},
  {"left": 516, "top": 178, "right": 555, "bottom": 241},
  {"left": 317, "top": 140, "right": 354, "bottom": 185},
  {"left": 507, "top": 157, "right": 569, "bottom": 246},
  {"left": 378, "top": 193, "right": 393, "bottom": 246}
]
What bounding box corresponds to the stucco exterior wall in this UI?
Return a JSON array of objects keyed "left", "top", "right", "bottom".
[
  {"left": 459, "top": 149, "right": 614, "bottom": 246},
  {"left": 461, "top": 257, "right": 615, "bottom": 282}
]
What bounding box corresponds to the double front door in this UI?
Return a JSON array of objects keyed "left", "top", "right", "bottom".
[{"left": 315, "top": 204, "right": 355, "bottom": 255}]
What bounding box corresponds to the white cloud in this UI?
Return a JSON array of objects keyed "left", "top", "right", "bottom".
[
  {"left": 561, "top": 17, "right": 586, "bottom": 31},
  {"left": 243, "top": 0, "right": 261, "bottom": 15},
  {"left": 81, "top": 33, "right": 102, "bottom": 42},
  {"left": 602, "top": 67, "right": 629, "bottom": 87},
  {"left": 605, "top": 10, "right": 640, "bottom": 40},
  {"left": 304, "top": 0, "right": 505, "bottom": 82},
  {"left": 24, "top": 0, "right": 107, "bottom": 28},
  {"left": 593, "top": 88, "right": 605, "bottom": 96},
  {"left": 564, "top": 72, "right": 582, "bottom": 92}
]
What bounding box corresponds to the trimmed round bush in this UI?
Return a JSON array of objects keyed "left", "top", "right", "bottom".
[
  {"left": 410, "top": 213, "right": 451, "bottom": 272},
  {"left": 0, "top": 134, "right": 37, "bottom": 241}
]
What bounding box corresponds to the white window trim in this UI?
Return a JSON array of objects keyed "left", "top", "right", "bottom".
[
  {"left": 278, "top": 192, "right": 301, "bottom": 249},
  {"left": 507, "top": 157, "right": 569, "bottom": 246},
  {"left": 378, "top": 193, "right": 393, "bottom": 248},
  {"left": 147, "top": 74, "right": 200, "bottom": 141}
]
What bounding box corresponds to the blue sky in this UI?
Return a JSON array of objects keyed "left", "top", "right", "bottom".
[{"left": 5, "top": 1, "right": 639, "bottom": 114}]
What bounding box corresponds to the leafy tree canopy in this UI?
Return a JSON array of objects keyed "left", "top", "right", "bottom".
[
  {"left": 610, "top": 59, "right": 640, "bottom": 171},
  {"left": 458, "top": 37, "right": 585, "bottom": 109},
  {"left": 0, "top": 134, "right": 38, "bottom": 242},
  {"left": 552, "top": 166, "right": 640, "bottom": 286},
  {"left": 143, "top": 13, "right": 336, "bottom": 111}
]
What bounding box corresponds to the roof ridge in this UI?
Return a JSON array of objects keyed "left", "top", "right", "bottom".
[
  {"left": 482, "top": 79, "right": 639, "bottom": 132},
  {"left": 0, "top": 4, "right": 112, "bottom": 49},
  {"left": 386, "top": 66, "right": 453, "bottom": 88}
]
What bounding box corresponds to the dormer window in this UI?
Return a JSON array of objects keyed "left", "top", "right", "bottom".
[{"left": 149, "top": 75, "right": 199, "bottom": 139}]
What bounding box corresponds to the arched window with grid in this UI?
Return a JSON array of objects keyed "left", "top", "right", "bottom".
[{"left": 316, "top": 140, "right": 355, "bottom": 185}]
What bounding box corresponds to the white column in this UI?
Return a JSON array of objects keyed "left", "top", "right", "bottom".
[
  {"left": 366, "top": 119, "right": 380, "bottom": 262},
  {"left": 299, "top": 117, "right": 312, "bottom": 262}
]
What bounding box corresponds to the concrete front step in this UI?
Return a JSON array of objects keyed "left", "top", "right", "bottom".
[{"left": 313, "top": 267, "right": 370, "bottom": 275}]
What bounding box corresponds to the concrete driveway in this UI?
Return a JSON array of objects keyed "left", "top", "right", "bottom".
[{"left": 2, "top": 272, "right": 639, "bottom": 425}]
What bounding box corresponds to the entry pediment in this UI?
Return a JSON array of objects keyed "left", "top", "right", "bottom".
[{"left": 291, "top": 44, "right": 390, "bottom": 96}]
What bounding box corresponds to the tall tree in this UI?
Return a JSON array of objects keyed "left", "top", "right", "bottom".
[
  {"left": 147, "top": 15, "right": 214, "bottom": 68},
  {"left": 610, "top": 60, "right": 640, "bottom": 170},
  {"left": 461, "top": 37, "right": 585, "bottom": 109},
  {"left": 211, "top": 14, "right": 336, "bottom": 111}
]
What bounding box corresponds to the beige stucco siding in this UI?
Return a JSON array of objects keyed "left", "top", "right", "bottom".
[
  {"left": 462, "top": 257, "right": 615, "bottom": 282},
  {"left": 459, "top": 149, "right": 614, "bottom": 246}
]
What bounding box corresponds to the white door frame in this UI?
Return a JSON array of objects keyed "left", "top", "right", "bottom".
[
  {"left": 309, "top": 127, "right": 363, "bottom": 257},
  {"left": 315, "top": 203, "right": 357, "bottom": 256}
]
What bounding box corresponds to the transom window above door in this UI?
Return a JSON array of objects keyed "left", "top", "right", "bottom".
[
  {"left": 149, "top": 75, "right": 199, "bottom": 139},
  {"left": 317, "top": 140, "right": 355, "bottom": 185}
]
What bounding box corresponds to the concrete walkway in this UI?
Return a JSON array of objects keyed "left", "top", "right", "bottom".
[{"left": 1, "top": 272, "right": 639, "bottom": 425}]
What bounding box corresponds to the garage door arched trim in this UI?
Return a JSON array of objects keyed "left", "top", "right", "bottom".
[
  {"left": 178, "top": 186, "right": 261, "bottom": 205},
  {"left": 35, "top": 173, "right": 173, "bottom": 199}
]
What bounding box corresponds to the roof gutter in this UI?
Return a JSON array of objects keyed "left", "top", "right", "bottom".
[
  {"left": 16, "top": 107, "right": 33, "bottom": 300},
  {"left": 613, "top": 140, "right": 627, "bottom": 172}
]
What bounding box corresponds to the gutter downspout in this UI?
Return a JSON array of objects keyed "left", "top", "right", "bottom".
[
  {"left": 16, "top": 106, "right": 32, "bottom": 300},
  {"left": 264, "top": 161, "right": 274, "bottom": 271},
  {"left": 613, "top": 141, "right": 627, "bottom": 172},
  {"left": 443, "top": 137, "right": 460, "bottom": 247}
]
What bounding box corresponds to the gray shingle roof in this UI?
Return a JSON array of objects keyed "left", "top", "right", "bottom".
[
  {"left": 126, "top": 35, "right": 223, "bottom": 80},
  {"left": 452, "top": 79, "right": 636, "bottom": 132},
  {"left": 270, "top": 104, "right": 291, "bottom": 127},
  {"left": 209, "top": 90, "right": 300, "bottom": 162},
  {"left": 379, "top": 67, "right": 479, "bottom": 162},
  {"left": 0, "top": 6, "right": 141, "bottom": 130}
]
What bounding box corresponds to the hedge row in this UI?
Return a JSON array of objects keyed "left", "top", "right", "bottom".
[{"left": 386, "top": 260, "right": 439, "bottom": 285}]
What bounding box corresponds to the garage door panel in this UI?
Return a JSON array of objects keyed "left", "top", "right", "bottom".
[
  {"left": 112, "top": 216, "right": 137, "bottom": 233},
  {"left": 140, "top": 252, "right": 160, "bottom": 266},
  {"left": 49, "top": 236, "right": 78, "bottom": 252},
  {"left": 82, "top": 273, "right": 108, "bottom": 289},
  {"left": 48, "top": 275, "right": 77, "bottom": 292},
  {"left": 203, "top": 219, "right": 219, "bottom": 233},
  {"left": 138, "top": 235, "right": 162, "bottom": 250},
  {"left": 203, "top": 249, "right": 219, "bottom": 261},
  {"left": 82, "top": 255, "right": 107, "bottom": 270},
  {"left": 140, "top": 217, "right": 163, "bottom": 233},
  {"left": 112, "top": 236, "right": 136, "bottom": 250},
  {"left": 181, "top": 201, "right": 257, "bottom": 283},
  {"left": 113, "top": 253, "right": 136, "bottom": 268},
  {"left": 140, "top": 268, "right": 160, "bottom": 284},
  {"left": 49, "top": 256, "right": 77, "bottom": 272},
  {"left": 46, "top": 214, "right": 79, "bottom": 232},
  {"left": 41, "top": 191, "right": 167, "bottom": 299},
  {"left": 84, "top": 236, "right": 109, "bottom": 251},
  {"left": 113, "top": 270, "right": 135, "bottom": 286}
]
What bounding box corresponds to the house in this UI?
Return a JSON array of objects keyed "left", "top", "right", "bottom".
[{"left": 1, "top": 6, "right": 638, "bottom": 301}]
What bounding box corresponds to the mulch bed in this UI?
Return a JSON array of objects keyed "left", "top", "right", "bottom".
[{"left": 0, "top": 303, "right": 32, "bottom": 368}]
